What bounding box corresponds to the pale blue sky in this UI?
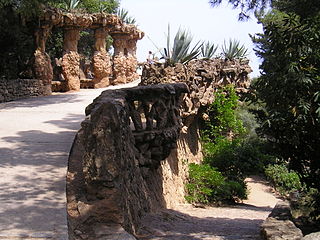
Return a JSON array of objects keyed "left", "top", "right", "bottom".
[{"left": 120, "top": 0, "right": 263, "bottom": 77}]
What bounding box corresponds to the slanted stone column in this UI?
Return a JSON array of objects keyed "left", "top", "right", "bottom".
[
  {"left": 126, "top": 39, "right": 139, "bottom": 82},
  {"left": 112, "top": 36, "right": 128, "bottom": 85},
  {"left": 92, "top": 27, "right": 112, "bottom": 88},
  {"left": 33, "top": 25, "right": 53, "bottom": 95},
  {"left": 61, "top": 28, "right": 80, "bottom": 91}
]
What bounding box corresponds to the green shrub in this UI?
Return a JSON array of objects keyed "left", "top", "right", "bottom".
[
  {"left": 292, "top": 188, "right": 320, "bottom": 221},
  {"left": 201, "top": 84, "right": 277, "bottom": 184},
  {"left": 185, "top": 163, "right": 247, "bottom": 204},
  {"left": 204, "top": 137, "right": 276, "bottom": 181},
  {"left": 202, "top": 85, "right": 246, "bottom": 141},
  {"left": 265, "top": 164, "right": 302, "bottom": 195}
]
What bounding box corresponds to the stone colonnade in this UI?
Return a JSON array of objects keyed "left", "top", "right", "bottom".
[{"left": 33, "top": 9, "right": 144, "bottom": 92}]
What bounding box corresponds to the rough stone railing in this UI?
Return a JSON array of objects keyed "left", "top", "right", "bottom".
[
  {"left": 67, "top": 83, "right": 188, "bottom": 239},
  {"left": 141, "top": 58, "right": 252, "bottom": 127},
  {"left": 0, "top": 79, "right": 51, "bottom": 103},
  {"left": 67, "top": 59, "right": 252, "bottom": 239}
]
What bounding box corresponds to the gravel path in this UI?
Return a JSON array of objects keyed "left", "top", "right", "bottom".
[
  {"left": 137, "top": 176, "right": 280, "bottom": 240},
  {"left": 0, "top": 80, "right": 139, "bottom": 239}
]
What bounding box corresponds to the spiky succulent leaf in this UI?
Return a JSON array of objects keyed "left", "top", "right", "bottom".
[
  {"left": 201, "top": 41, "right": 218, "bottom": 59},
  {"left": 222, "top": 39, "right": 248, "bottom": 60}
]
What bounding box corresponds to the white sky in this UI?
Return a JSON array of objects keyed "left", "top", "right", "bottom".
[{"left": 120, "top": 0, "right": 263, "bottom": 77}]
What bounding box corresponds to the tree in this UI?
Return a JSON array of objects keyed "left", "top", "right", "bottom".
[
  {"left": 209, "top": 0, "right": 271, "bottom": 20},
  {"left": 250, "top": 8, "right": 320, "bottom": 190},
  {"left": 210, "top": 0, "right": 320, "bottom": 188}
]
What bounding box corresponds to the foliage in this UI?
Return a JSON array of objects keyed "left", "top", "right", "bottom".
[
  {"left": 185, "top": 163, "right": 247, "bottom": 204},
  {"left": 200, "top": 41, "right": 218, "bottom": 59},
  {"left": 50, "top": 0, "right": 119, "bottom": 13},
  {"left": 66, "top": 0, "right": 80, "bottom": 10},
  {"left": 208, "top": 0, "right": 320, "bottom": 222},
  {"left": 250, "top": 6, "right": 320, "bottom": 191},
  {"left": 292, "top": 188, "right": 320, "bottom": 225},
  {"left": 204, "top": 137, "right": 276, "bottom": 181},
  {"left": 201, "top": 85, "right": 276, "bottom": 188},
  {"left": 117, "top": 8, "right": 136, "bottom": 24},
  {"left": 161, "top": 25, "right": 202, "bottom": 66},
  {"left": 265, "top": 164, "right": 302, "bottom": 195},
  {"left": 203, "top": 85, "right": 245, "bottom": 140},
  {"left": 0, "top": 5, "right": 34, "bottom": 78},
  {"left": 209, "top": 0, "right": 272, "bottom": 20},
  {"left": 79, "top": 0, "right": 118, "bottom": 13},
  {"left": 221, "top": 39, "right": 248, "bottom": 60}
]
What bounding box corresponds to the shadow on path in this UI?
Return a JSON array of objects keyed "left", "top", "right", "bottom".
[{"left": 138, "top": 207, "right": 265, "bottom": 240}]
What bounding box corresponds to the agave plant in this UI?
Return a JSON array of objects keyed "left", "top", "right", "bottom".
[
  {"left": 201, "top": 41, "right": 218, "bottom": 59},
  {"left": 221, "top": 39, "right": 248, "bottom": 60},
  {"left": 162, "top": 25, "right": 202, "bottom": 66},
  {"left": 66, "top": 0, "right": 80, "bottom": 10},
  {"left": 117, "top": 8, "right": 137, "bottom": 24}
]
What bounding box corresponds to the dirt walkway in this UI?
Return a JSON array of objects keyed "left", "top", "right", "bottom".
[
  {"left": 137, "top": 176, "right": 280, "bottom": 240},
  {"left": 0, "top": 80, "right": 139, "bottom": 239}
]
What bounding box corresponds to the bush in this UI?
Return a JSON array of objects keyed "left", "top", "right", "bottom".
[
  {"left": 185, "top": 163, "right": 247, "bottom": 204},
  {"left": 204, "top": 137, "right": 276, "bottom": 181},
  {"left": 265, "top": 164, "right": 302, "bottom": 195},
  {"left": 202, "top": 85, "right": 245, "bottom": 141}
]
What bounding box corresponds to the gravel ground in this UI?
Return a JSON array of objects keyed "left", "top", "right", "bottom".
[{"left": 137, "top": 176, "right": 280, "bottom": 240}]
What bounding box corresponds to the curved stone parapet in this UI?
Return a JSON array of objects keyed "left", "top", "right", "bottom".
[
  {"left": 141, "top": 59, "right": 252, "bottom": 126},
  {"left": 67, "top": 83, "right": 188, "bottom": 239}
]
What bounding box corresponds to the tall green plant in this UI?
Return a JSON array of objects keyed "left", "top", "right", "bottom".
[
  {"left": 250, "top": 8, "right": 320, "bottom": 192},
  {"left": 161, "top": 25, "right": 202, "bottom": 66},
  {"left": 203, "top": 85, "right": 245, "bottom": 140},
  {"left": 222, "top": 39, "right": 248, "bottom": 60}
]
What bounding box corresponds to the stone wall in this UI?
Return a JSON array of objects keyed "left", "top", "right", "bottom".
[
  {"left": 140, "top": 59, "right": 252, "bottom": 207},
  {"left": 0, "top": 79, "right": 50, "bottom": 103},
  {"left": 67, "top": 83, "right": 188, "bottom": 239},
  {"left": 67, "top": 59, "right": 252, "bottom": 239}
]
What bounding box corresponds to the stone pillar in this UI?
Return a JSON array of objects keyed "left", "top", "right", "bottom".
[
  {"left": 33, "top": 25, "right": 53, "bottom": 95},
  {"left": 92, "top": 27, "right": 112, "bottom": 88},
  {"left": 126, "top": 39, "right": 139, "bottom": 83},
  {"left": 61, "top": 28, "right": 81, "bottom": 91},
  {"left": 112, "top": 35, "right": 140, "bottom": 85},
  {"left": 112, "top": 36, "right": 128, "bottom": 85}
]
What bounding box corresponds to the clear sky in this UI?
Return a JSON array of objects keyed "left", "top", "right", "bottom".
[{"left": 120, "top": 0, "right": 263, "bottom": 77}]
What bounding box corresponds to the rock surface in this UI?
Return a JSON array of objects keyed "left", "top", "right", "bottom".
[
  {"left": 0, "top": 79, "right": 49, "bottom": 103},
  {"left": 261, "top": 201, "right": 303, "bottom": 240},
  {"left": 67, "top": 59, "right": 253, "bottom": 238},
  {"left": 303, "top": 232, "right": 320, "bottom": 240},
  {"left": 33, "top": 8, "right": 144, "bottom": 91},
  {"left": 67, "top": 83, "right": 189, "bottom": 239}
]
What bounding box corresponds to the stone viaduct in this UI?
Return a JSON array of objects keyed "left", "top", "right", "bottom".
[{"left": 33, "top": 8, "right": 144, "bottom": 93}]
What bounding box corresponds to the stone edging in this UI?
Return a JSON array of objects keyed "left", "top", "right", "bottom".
[{"left": 261, "top": 200, "right": 303, "bottom": 240}]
